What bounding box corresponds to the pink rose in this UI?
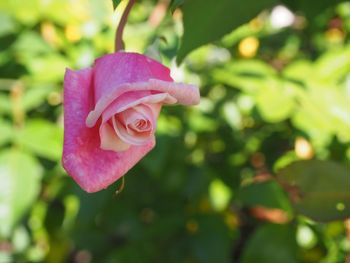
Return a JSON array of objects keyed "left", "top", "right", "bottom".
[{"left": 62, "top": 52, "right": 200, "bottom": 192}]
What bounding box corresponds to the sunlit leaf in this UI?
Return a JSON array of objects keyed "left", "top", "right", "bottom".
[
  {"left": 0, "top": 12, "right": 17, "bottom": 36},
  {"left": 209, "top": 179, "right": 232, "bottom": 211},
  {"left": 16, "top": 119, "right": 63, "bottom": 161},
  {"left": 112, "top": 0, "right": 122, "bottom": 10},
  {"left": 256, "top": 80, "right": 296, "bottom": 122},
  {"left": 23, "top": 85, "right": 55, "bottom": 111},
  {"left": 315, "top": 46, "right": 350, "bottom": 83},
  {"left": 0, "top": 150, "right": 42, "bottom": 237},
  {"left": 0, "top": 119, "right": 13, "bottom": 146},
  {"left": 282, "top": 60, "right": 314, "bottom": 84},
  {"left": 213, "top": 60, "right": 276, "bottom": 94},
  {"left": 27, "top": 54, "right": 69, "bottom": 82},
  {"left": 0, "top": 94, "right": 11, "bottom": 114}
]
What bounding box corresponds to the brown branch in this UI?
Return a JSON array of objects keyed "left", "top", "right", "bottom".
[{"left": 115, "top": 0, "right": 136, "bottom": 52}]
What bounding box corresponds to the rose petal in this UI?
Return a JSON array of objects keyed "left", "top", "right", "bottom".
[
  {"left": 101, "top": 92, "right": 176, "bottom": 125},
  {"left": 87, "top": 80, "right": 199, "bottom": 127},
  {"left": 93, "top": 52, "right": 173, "bottom": 102},
  {"left": 100, "top": 122, "right": 130, "bottom": 152},
  {"left": 98, "top": 92, "right": 171, "bottom": 152},
  {"left": 112, "top": 105, "right": 154, "bottom": 146},
  {"left": 86, "top": 52, "right": 200, "bottom": 128},
  {"left": 62, "top": 68, "right": 155, "bottom": 193},
  {"left": 123, "top": 105, "right": 155, "bottom": 128}
]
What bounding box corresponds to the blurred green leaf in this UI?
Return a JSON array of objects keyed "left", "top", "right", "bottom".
[
  {"left": 256, "top": 80, "right": 296, "bottom": 122},
  {"left": 13, "top": 31, "right": 52, "bottom": 59},
  {"left": 27, "top": 54, "right": 69, "bottom": 82},
  {"left": 0, "top": 12, "right": 17, "bottom": 36},
  {"left": 16, "top": 119, "right": 63, "bottom": 161},
  {"left": 213, "top": 60, "right": 276, "bottom": 94},
  {"left": 191, "top": 215, "right": 232, "bottom": 263},
  {"left": 225, "top": 59, "right": 276, "bottom": 76},
  {"left": 277, "top": 160, "right": 350, "bottom": 222},
  {"left": 0, "top": 119, "right": 13, "bottom": 146},
  {"left": 112, "top": 0, "right": 121, "bottom": 10},
  {"left": 170, "top": 0, "right": 184, "bottom": 11},
  {"left": 0, "top": 0, "right": 41, "bottom": 25},
  {"left": 282, "top": 60, "right": 314, "bottom": 83},
  {"left": 188, "top": 111, "right": 218, "bottom": 132},
  {"left": 241, "top": 224, "right": 298, "bottom": 263},
  {"left": 23, "top": 85, "right": 55, "bottom": 111},
  {"left": 209, "top": 179, "right": 232, "bottom": 211},
  {"left": 292, "top": 83, "right": 350, "bottom": 143},
  {"left": 238, "top": 181, "right": 293, "bottom": 214},
  {"left": 315, "top": 46, "right": 350, "bottom": 83},
  {"left": 177, "top": 0, "right": 277, "bottom": 63},
  {"left": 282, "top": 0, "right": 344, "bottom": 20},
  {"left": 0, "top": 94, "right": 11, "bottom": 114},
  {"left": 0, "top": 149, "right": 42, "bottom": 237}
]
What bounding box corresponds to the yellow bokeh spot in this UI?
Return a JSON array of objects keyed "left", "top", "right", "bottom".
[
  {"left": 65, "top": 25, "right": 82, "bottom": 43},
  {"left": 41, "top": 22, "right": 58, "bottom": 47},
  {"left": 47, "top": 91, "right": 62, "bottom": 106},
  {"left": 295, "top": 137, "right": 314, "bottom": 159},
  {"left": 325, "top": 28, "right": 344, "bottom": 44},
  {"left": 239, "top": 37, "right": 259, "bottom": 58}
]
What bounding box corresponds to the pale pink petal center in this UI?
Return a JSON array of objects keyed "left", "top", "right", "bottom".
[{"left": 111, "top": 104, "right": 157, "bottom": 146}]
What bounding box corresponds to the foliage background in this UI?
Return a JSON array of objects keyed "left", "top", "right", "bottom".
[{"left": 1, "top": 0, "right": 350, "bottom": 262}]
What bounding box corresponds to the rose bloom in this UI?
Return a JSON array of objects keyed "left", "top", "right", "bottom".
[{"left": 62, "top": 52, "right": 200, "bottom": 192}]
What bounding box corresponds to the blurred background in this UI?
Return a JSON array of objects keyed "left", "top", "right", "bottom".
[{"left": 1, "top": 0, "right": 350, "bottom": 262}]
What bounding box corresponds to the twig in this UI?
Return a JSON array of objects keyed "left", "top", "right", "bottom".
[{"left": 115, "top": 0, "right": 136, "bottom": 52}]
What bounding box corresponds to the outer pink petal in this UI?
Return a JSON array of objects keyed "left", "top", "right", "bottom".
[
  {"left": 86, "top": 80, "right": 200, "bottom": 127},
  {"left": 101, "top": 92, "right": 177, "bottom": 124},
  {"left": 93, "top": 52, "right": 173, "bottom": 102},
  {"left": 62, "top": 68, "right": 154, "bottom": 193},
  {"left": 86, "top": 52, "right": 200, "bottom": 127}
]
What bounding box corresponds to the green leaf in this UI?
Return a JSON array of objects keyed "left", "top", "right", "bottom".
[
  {"left": 16, "top": 119, "right": 63, "bottom": 161},
  {"left": 0, "top": 93, "right": 12, "bottom": 114},
  {"left": 23, "top": 85, "right": 54, "bottom": 111},
  {"left": 212, "top": 60, "right": 276, "bottom": 94},
  {"left": 177, "top": 0, "right": 277, "bottom": 63},
  {"left": 209, "top": 179, "right": 232, "bottom": 211},
  {"left": 281, "top": 0, "right": 344, "bottom": 20},
  {"left": 112, "top": 0, "right": 122, "bottom": 10},
  {"left": 282, "top": 60, "right": 314, "bottom": 84},
  {"left": 0, "top": 12, "right": 17, "bottom": 36},
  {"left": 0, "top": 119, "right": 13, "bottom": 146},
  {"left": 241, "top": 224, "right": 298, "bottom": 263},
  {"left": 191, "top": 215, "right": 232, "bottom": 263},
  {"left": 277, "top": 160, "right": 350, "bottom": 222},
  {"left": 315, "top": 46, "right": 350, "bottom": 83},
  {"left": 238, "top": 181, "right": 293, "bottom": 214},
  {"left": 0, "top": 149, "right": 43, "bottom": 237},
  {"left": 255, "top": 80, "right": 296, "bottom": 123},
  {"left": 27, "top": 54, "right": 69, "bottom": 82},
  {"left": 170, "top": 0, "right": 184, "bottom": 11}
]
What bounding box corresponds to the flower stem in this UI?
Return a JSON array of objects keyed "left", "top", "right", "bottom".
[{"left": 115, "top": 0, "right": 136, "bottom": 52}]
